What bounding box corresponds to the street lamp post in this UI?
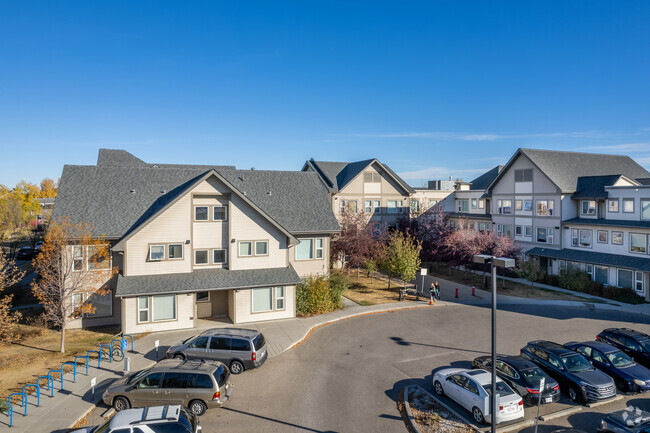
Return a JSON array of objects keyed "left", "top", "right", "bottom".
[{"left": 473, "top": 254, "right": 515, "bottom": 432}]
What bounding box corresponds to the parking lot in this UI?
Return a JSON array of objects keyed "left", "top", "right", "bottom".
[{"left": 195, "top": 302, "right": 650, "bottom": 432}]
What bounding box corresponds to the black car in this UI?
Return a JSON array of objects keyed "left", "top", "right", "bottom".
[
  {"left": 598, "top": 406, "right": 650, "bottom": 433},
  {"left": 472, "top": 355, "right": 560, "bottom": 406},
  {"left": 521, "top": 340, "right": 616, "bottom": 403},
  {"left": 15, "top": 247, "right": 35, "bottom": 260},
  {"left": 566, "top": 340, "right": 650, "bottom": 393},
  {"left": 598, "top": 328, "right": 650, "bottom": 370}
]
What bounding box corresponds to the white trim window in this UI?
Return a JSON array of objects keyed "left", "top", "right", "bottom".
[
  {"left": 536, "top": 200, "right": 554, "bottom": 216},
  {"left": 609, "top": 199, "right": 619, "bottom": 213},
  {"left": 196, "top": 291, "right": 210, "bottom": 303},
  {"left": 315, "top": 238, "right": 323, "bottom": 259},
  {"left": 635, "top": 271, "right": 644, "bottom": 294},
  {"left": 255, "top": 241, "right": 269, "bottom": 256},
  {"left": 365, "top": 200, "right": 372, "bottom": 213},
  {"left": 503, "top": 224, "right": 512, "bottom": 238},
  {"left": 642, "top": 199, "right": 650, "bottom": 220},
  {"left": 213, "top": 249, "right": 227, "bottom": 264},
  {"left": 515, "top": 200, "right": 523, "bottom": 211},
  {"left": 579, "top": 229, "right": 592, "bottom": 248},
  {"left": 478, "top": 200, "right": 484, "bottom": 209},
  {"left": 296, "top": 238, "right": 314, "bottom": 260},
  {"left": 515, "top": 225, "right": 523, "bottom": 236},
  {"left": 239, "top": 242, "right": 252, "bottom": 257},
  {"left": 137, "top": 296, "right": 149, "bottom": 323},
  {"left": 623, "top": 198, "right": 635, "bottom": 213},
  {"left": 595, "top": 266, "right": 608, "bottom": 285},
  {"left": 524, "top": 225, "right": 532, "bottom": 237},
  {"left": 72, "top": 246, "right": 84, "bottom": 271},
  {"left": 339, "top": 199, "right": 346, "bottom": 214},
  {"left": 612, "top": 231, "right": 623, "bottom": 245},
  {"left": 252, "top": 286, "right": 286, "bottom": 313},
  {"left": 194, "top": 206, "right": 209, "bottom": 221},
  {"left": 524, "top": 200, "right": 532, "bottom": 211},
  {"left": 496, "top": 200, "right": 502, "bottom": 214},
  {"left": 571, "top": 228, "right": 578, "bottom": 246},
  {"left": 149, "top": 244, "right": 165, "bottom": 261},
  {"left": 387, "top": 200, "right": 398, "bottom": 214},
  {"left": 457, "top": 200, "right": 469, "bottom": 212},
  {"left": 152, "top": 295, "right": 176, "bottom": 321},
  {"left": 536, "top": 227, "right": 554, "bottom": 244},
  {"left": 213, "top": 206, "right": 228, "bottom": 221},
  {"left": 617, "top": 269, "right": 634, "bottom": 290},
  {"left": 194, "top": 249, "right": 209, "bottom": 264},
  {"left": 347, "top": 200, "right": 358, "bottom": 213},
  {"left": 630, "top": 233, "right": 647, "bottom": 254},
  {"left": 275, "top": 286, "right": 285, "bottom": 310},
  {"left": 398, "top": 200, "right": 404, "bottom": 213},
  {"left": 581, "top": 200, "right": 597, "bottom": 216},
  {"left": 410, "top": 199, "right": 420, "bottom": 213},
  {"left": 168, "top": 244, "right": 183, "bottom": 260},
  {"left": 373, "top": 200, "right": 381, "bottom": 213},
  {"left": 502, "top": 200, "right": 512, "bottom": 215},
  {"left": 471, "top": 198, "right": 477, "bottom": 209},
  {"left": 597, "top": 230, "right": 608, "bottom": 244},
  {"left": 496, "top": 224, "right": 502, "bottom": 237}
]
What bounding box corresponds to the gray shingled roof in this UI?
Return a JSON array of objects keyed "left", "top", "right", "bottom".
[
  {"left": 571, "top": 175, "right": 625, "bottom": 199},
  {"left": 115, "top": 266, "right": 302, "bottom": 297},
  {"left": 307, "top": 158, "right": 415, "bottom": 194},
  {"left": 53, "top": 152, "right": 339, "bottom": 239},
  {"left": 527, "top": 247, "right": 650, "bottom": 272},
  {"left": 519, "top": 149, "right": 650, "bottom": 193},
  {"left": 470, "top": 166, "right": 503, "bottom": 191},
  {"left": 97, "top": 148, "right": 235, "bottom": 170},
  {"left": 564, "top": 217, "right": 650, "bottom": 230}
]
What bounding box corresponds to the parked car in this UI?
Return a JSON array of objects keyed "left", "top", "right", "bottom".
[
  {"left": 521, "top": 340, "right": 616, "bottom": 403},
  {"left": 34, "top": 241, "right": 43, "bottom": 251},
  {"left": 166, "top": 328, "right": 268, "bottom": 375},
  {"left": 71, "top": 405, "right": 201, "bottom": 433},
  {"left": 102, "top": 358, "right": 233, "bottom": 416},
  {"left": 15, "top": 247, "right": 35, "bottom": 260},
  {"left": 433, "top": 368, "right": 524, "bottom": 425},
  {"left": 566, "top": 340, "right": 650, "bottom": 393},
  {"left": 597, "top": 328, "right": 650, "bottom": 369},
  {"left": 598, "top": 406, "right": 650, "bottom": 433},
  {"left": 472, "top": 355, "right": 560, "bottom": 406}
]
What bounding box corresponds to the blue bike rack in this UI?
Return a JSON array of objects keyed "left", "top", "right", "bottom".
[
  {"left": 8, "top": 392, "right": 26, "bottom": 416},
  {"left": 87, "top": 349, "right": 101, "bottom": 369},
  {"left": 123, "top": 334, "right": 134, "bottom": 351},
  {"left": 22, "top": 384, "right": 39, "bottom": 407},
  {"left": 38, "top": 375, "right": 53, "bottom": 398},
  {"left": 99, "top": 344, "right": 112, "bottom": 363},
  {"left": 5, "top": 401, "right": 13, "bottom": 427},
  {"left": 47, "top": 367, "right": 64, "bottom": 390},
  {"left": 61, "top": 361, "right": 77, "bottom": 383},
  {"left": 75, "top": 355, "right": 90, "bottom": 376}
]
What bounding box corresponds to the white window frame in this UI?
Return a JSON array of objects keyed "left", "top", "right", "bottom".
[
  {"left": 347, "top": 200, "right": 358, "bottom": 213},
  {"left": 524, "top": 225, "right": 532, "bottom": 237},
  {"left": 196, "top": 291, "right": 211, "bottom": 303},
  {"left": 496, "top": 200, "right": 502, "bottom": 214},
  {"left": 410, "top": 199, "right": 420, "bottom": 213},
  {"left": 152, "top": 294, "right": 176, "bottom": 322},
  {"left": 168, "top": 243, "right": 183, "bottom": 260},
  {"left": 365, "top": 200, "right": 372, "bottom": 213},
  {"left": 213, "top": 248, "right": 227, "bottom": 264},
  {"left": 642, "top": 199, "right": 650, "bottom": 220},
  {"left": 471, "top": 198, "right": 477, "bottom": 209},
  {"left": 581, "top": 200, "right": 597, "bottom": 216},
  {"left": 458, "top": 200, "right": 469, "bottom": 212},
  {"left": 238, "top": 241, "right": 253, "bottom": 257},
  {"left": 72, "top": 245, "right": 85, "bottom": 271},
  {"left": 339, "top": 199, "right": 346, "bottom": 214},
  {"left": 213, "top": 205, "right": 228, "bottom": 221},
  {"left": 296, "top": 238, "right": 315, "bottom": 261},
  {"left": 194, "top": 249, "right": 209, "bottom": 265},
  {"left": 515, "top": 200, "right": 523, "bottom": 211},
  {"left": 612, "top": 231, "right": 623, "bottom": 245},
  {"left": 194, "top": 206, "right": 209, "bottom": 221},
  {"left": 597, "top": 230, "right": 608, "bottom": 244},
  {"left": 137, "top": 296, "right": 149, "bottom": 323},
  {"left": 149, "top": 244, "right": 165, "bottom": 261},
  {"left": 515, "top": 225, "right": 522, "bottom": 236},
  {"left": 524, "top": 200, "right": 532, "bottom": 211},
  {"left": 536, "top": 227, "right": 548, "bottom": 243},
  {"left": 623, "top": 198, "right": 635, "bottom": 213},
  {"left": 251, "top": 287, "right": 273, "bottom": 313},
  {"left": 609, "top": 199, "right": 619, "bottom": 213},
  {"left": 398, "top": 200, "right": 404, "bottom": 213},
  {"left": 496, "top": 224, "right": 503, "bottom": 237},
  {"left": 617, "top": 269, "right": 634, "bottom": 290},
  {"left": 315, "top": 238, "right": 323, "bottom": 259},
  {"left": 275, "top": 286, "right": 285, "bottom": 310},
  {"left": 255, "top": 241, "right": 269, "bottom": 256},
  {"left": 373, "top": 200, "right": 381, "bottom": 213},
  {"left": 536, "top": 200, "right": 554, "bottom": 216},
  {"left": 578, "top": 229, "right": 593, "bottom": 248},
  {"left": 502, "top": 200, "right": 512, "bottom": 215},
  {"left": 630, "top": 233, "right": 647, "bottom": 254},
  {"left": 387, "top": 200, "right": 398, "bottom": 214},
  {"left": 478, "top": 200, "right": 484, "bottom": 209},
  {"left": 635, "top": 271, "right": 644, "bottom": 294}
]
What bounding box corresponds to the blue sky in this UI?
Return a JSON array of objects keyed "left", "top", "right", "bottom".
[{"left": 1, "top": 1, "right": 650, "bottom": 187}]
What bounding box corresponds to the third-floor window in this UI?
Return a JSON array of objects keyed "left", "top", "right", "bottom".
[
  {"left": 581, "top": 200, "right": 597, "bottom": 216},
  {"left": 536, "top": 200, "right": 554, "bottom": 216}
]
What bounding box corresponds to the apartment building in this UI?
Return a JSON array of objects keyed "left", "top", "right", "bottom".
[
  {"left": 302, "top": 158, "right": 415, "bottom": 230},
  {"left": 52, "top": 150, "right": 339, "bottom": 334},
  {"left": 410, "top": 179, "right": 455, "bottom": 216}
]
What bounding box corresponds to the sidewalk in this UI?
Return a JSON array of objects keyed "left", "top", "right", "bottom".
[{"left": 0, "top": 298, "right": 431, "bottom": 432}]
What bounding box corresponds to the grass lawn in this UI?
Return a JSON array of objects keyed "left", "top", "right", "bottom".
[
  {"left": 427, "top": 263, "right": 608, "bottom": 303},
  {"left": 343, "top": 269, "right": 418, "bottom": 305},
  {"left": 0, "top": 325, "right": 120, "bottom": 400}
]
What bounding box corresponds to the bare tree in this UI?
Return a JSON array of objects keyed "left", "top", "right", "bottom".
[
  {"left": 0, "top": 254, "right": 26, "bottom": 345},
  {"left": 32, "top": 218, "right": 116, "bottom": 353}
]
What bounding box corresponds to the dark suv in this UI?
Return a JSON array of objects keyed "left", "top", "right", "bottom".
[
  {"left": 597, "top": 328, "right": 650, "bottom": 369},
  {"left": 167, "top": 328, "right": 268, "bottom": 375},
  {"left": 521, "top": 340, "right": 616, "bottom": 403}
]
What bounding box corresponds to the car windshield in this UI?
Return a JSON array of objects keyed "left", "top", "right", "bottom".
[
  {"left": 519, "top": 367, "right": 546, "bottom": 384},
  {"left": 90, "top": 418, "right": 112, "bottom": 433},
  {"left": 127, "top": 368, "right": 151, "bottom": 384},
  {"left": 482, "top": 381, "right": 514, "bottom": 397},
  {"left": 560, "top": 354, "right": 593, "bottom": 373},
  {"left": 607, "top": 350, "right": 636, "bottom": 368},
  {"left": 640, "top": 340, "right": 650, "bottom": 353}
]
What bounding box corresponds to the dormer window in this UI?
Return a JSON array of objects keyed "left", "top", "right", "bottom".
[{"left": 581, "top": 200, "right": 596, "bottom": 216}]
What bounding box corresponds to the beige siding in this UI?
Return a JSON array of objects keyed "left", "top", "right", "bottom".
[
  {"left": 123, "top": 294, "right": 195, "bottom": 334},
  {"left": 233, "top": 286, "right": 295, "bottom": 324},
  {"left": 211, "top": 290, "right": 228, "bottom": 316},
  {"left": 67, "top": 289, "right": 121, "bottom": 329},
  {"left": 228, "top": 290, "right": 235, "bottom": 322},
  {"left": 289, "top": 236, "right": 330, "bottom": 277},
  {"left": 196, "top": 299, "right": 212, "bottom": 318}
]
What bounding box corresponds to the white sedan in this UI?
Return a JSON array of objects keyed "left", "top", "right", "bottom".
[{"left": 433, "top": 368, "right": 524, "bottom": 425}]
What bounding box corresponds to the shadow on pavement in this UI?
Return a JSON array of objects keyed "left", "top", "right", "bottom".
[{"left": 389, "top": 336, "right": 490, "bottom": 356}]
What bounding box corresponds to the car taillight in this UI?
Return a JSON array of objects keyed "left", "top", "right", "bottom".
[
  {"left": 499, "top": 406, "right": 503, "bottom": 411},
  {"left": 252, "top": 352, "right": 256, "bottom": 361},
  {"left": 525, "top": 387, "right": 540, "bottom": 394},
  {"left": 596, "top": 336, "right": 601, "bottom": 340},
  {"left": 212, "top": 391, "right": 220, "bottom": 400},
  {"left": 518, "top": 400, "right": 523, "bottom": 406},
  {"left": 553, "top": 384, "right": 559, "bottom": 391}
]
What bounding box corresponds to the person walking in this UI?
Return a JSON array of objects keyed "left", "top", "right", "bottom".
[
  {"left": 434, "top": 281, "right": 441, "bottom": 301},
  {"left": 429, "top": 282, "right": 436, "bottom": 305}
]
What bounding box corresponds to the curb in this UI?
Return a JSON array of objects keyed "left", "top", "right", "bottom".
[
  {"left": 283, "top": 303, "right": 433, "bottom": 354},
  {"left": 586, "top": 394, "right": 623, "bottom": 408},
  {"left": 411, "top": 384, "right": 480, "bottom": 431},
  {"left": 403, "top": 386, "right": 423, "bottom": 433},
  {"left": 539, "top": 407, "right": 582, "bottom": 421}
]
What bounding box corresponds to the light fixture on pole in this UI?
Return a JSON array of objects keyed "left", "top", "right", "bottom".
[{"left": 473, "top": 254, "right": 515, "bottom": 432}]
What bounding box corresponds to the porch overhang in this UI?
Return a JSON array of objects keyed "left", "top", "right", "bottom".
[
  {"left": 115, "top": 266, "right": 303, "bottom": 297},
  {"left": 527, "top": 247, "right": 650, "bottom": 272}
]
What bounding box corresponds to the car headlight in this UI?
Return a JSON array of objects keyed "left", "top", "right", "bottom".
[
  {"left": 633, "top": 379, "right": 647, "bottom": 386},
  {"left": 579, "top": 381, "right": 588, "bottom": 388},
  {"left": 102, "top": 389, "right": 109, "bottom": 398},
  {"left": 600, "top": 420, "right": 607, "bottom": 430}
]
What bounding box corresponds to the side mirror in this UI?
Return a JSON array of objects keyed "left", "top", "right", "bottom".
[{"left": 446, "top": 377, "right": 452, "bottom": 381}]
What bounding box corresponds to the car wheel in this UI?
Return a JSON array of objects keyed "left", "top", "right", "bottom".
[
  {"left": 189, "top": 400, "right": 207, "bottom": 416},
  {"left": 568, "top": 386, "right": 581, "bottom": 403},
  {"left": 113, "top": 396, "right": 131, "bottom": 411},
  {"left": 230, "top": 360, "right": 244, "bottom": 375},
  {"left": 472, "top": 407, "right": 485, "bottom": 424},
  {"left": 173, "top": 353, "right": 185, "bottom": 360},
  {"left": 434, "top": 380, "right": 444, "bottom": 396}
]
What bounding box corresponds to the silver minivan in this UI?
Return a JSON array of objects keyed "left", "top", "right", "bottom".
[{"left": 166, "top": 328, "right": 268, "bottom": 374}]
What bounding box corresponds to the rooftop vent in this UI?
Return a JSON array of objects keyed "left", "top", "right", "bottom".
[
  {"left": 251, "top": 167, "right": 255, "bottom": 171},
  {"left": 130, "top": 189, "right": 136, "bottom": 194},
  {"left": 267, "top": 191, "right": 272, "bottom": 196},
  {"left": 161, "top": 189, "right": 167, "bottom": 194}
]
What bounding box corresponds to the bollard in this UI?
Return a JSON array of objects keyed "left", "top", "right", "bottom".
[
  {"left": 124, "top": 356, "right": 131, "bottom": 373},
  {"left": 472, "top": 286, "right": 475, "bottom": 296},
  {"left": 455, "top": 288, "right": 458, "bottom": 298}
]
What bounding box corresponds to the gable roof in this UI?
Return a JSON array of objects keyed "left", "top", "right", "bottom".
[
  {"left": 469, "top": 165, "right": 503, "bottom": 190},
  {"left": 304, "top": 158, "right": 415, "bottom": 194},
  {"left": 97, "top": 148, "right": 236, "bottom": 170},
  {"left": 52, "top": 151, "right": 340, "bottom": 244},
  {"left": 571, "top": 175, "right": 633, "bottom": 199},
  {"left": 487, "top": 148, "right": 650, "bottom": 194}
]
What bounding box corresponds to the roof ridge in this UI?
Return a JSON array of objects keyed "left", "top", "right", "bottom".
[{"left": 520, "top": 147, "right": 637, "bottom": 159}]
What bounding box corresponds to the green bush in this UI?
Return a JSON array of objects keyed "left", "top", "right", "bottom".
[
  {"left": 558, "top": 269, "right": 592, "bottom": 292},
  {"left": 0, "top": 399, "right": 9, "bottom": 414},
  {"left": 601, "top": 285, "right": 646, "bottom": 304},
  {"left": 296, "top": 274, "right": 346, "bottom": 316},
  {"left": 557, "top": 269, "right": 645, "bottom": 304}
]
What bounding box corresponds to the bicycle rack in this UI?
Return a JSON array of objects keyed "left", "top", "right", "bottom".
[
  {"left": 123, "top": 334, "right": 134, "bottom": 351},
  {"left": 22, "top": 384, "right": 39, "bottom": 407},
  {"left": 61, "top": 361, "right": 77, "bottom": 383},
  {"left": 37, "top": 376, "right": 53, "bottom": 398},
  {"left": 5, "top": 401, "right": 13, "bottom": 427},
  {"left": 47, "top": 367, "right": 64, "bottom": 390},
  {"left": 75, "top": 355, "right": 90, "bottom": 376},
  {"left": 87, "top": 349, "right": 101, "bottom": 369},
  {"left": 8, "top": 392, "right": 26, "bottom": 416},
  {"left": 99, "top": 344, "right": 112, "bottom": 363}
]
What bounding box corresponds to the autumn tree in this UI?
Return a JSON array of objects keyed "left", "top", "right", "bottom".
[
  {"left": 39, "top": 178, "right": 58, "bottom": 198},
  {"left": 330, "top": 211, "right": 378, "bottom": 277},
  {"left": 0, "top": 254, "right": 26, "bottom": 345},
  {"left": 411, "top": 205, "right": 454, "bottom": 264},
  {"left": 517, "top": 258, "right": 545, "bottom": 293},
  {"left": 32, "top": 218, "right": 116, "bottom": 353},
  {"left": 380, "top": 231, "right": 422, "bottom": 290}
]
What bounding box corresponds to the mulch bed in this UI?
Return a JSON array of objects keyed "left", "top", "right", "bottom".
[{"left": 407, "top": 386, "right": 475, "bottom": 433}]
